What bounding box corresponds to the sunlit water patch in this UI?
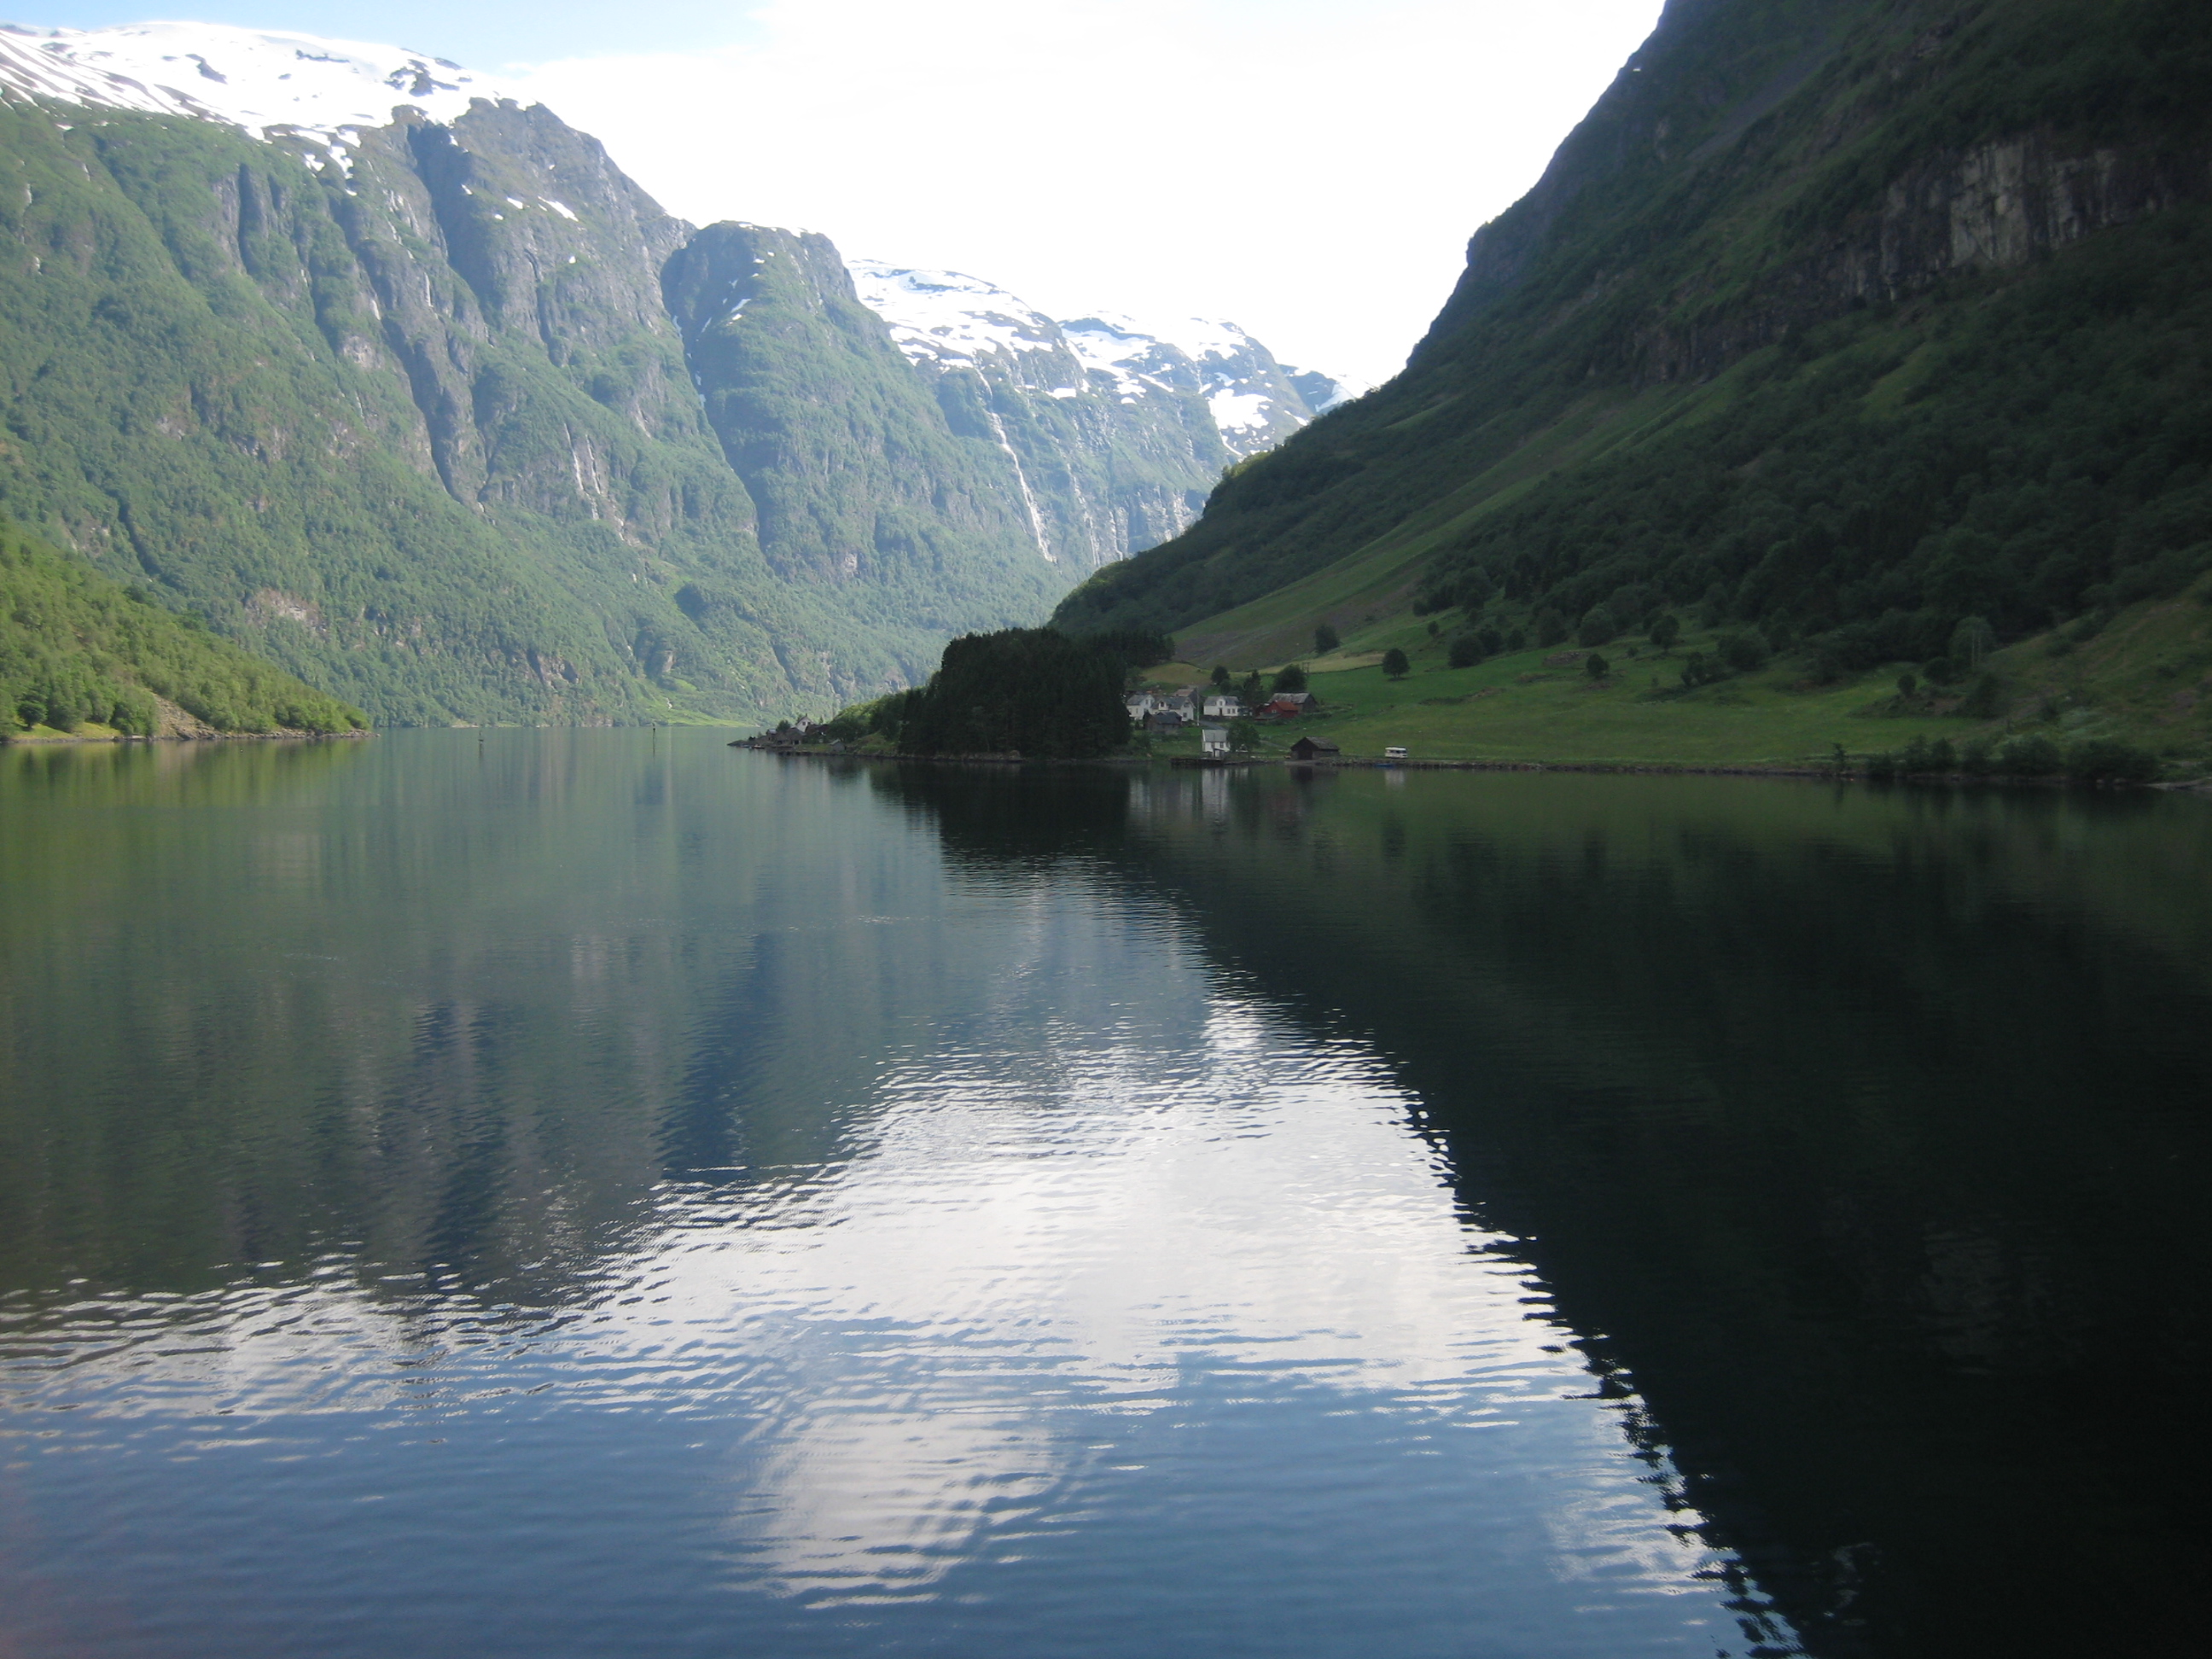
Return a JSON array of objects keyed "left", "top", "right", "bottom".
[{"left": 0, "top": 737, "right": 1784, "bottom": 1657}]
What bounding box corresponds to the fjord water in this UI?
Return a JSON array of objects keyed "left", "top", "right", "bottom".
[{"left": 2, "top": 736, "right": 2206, "bottom": 1658}]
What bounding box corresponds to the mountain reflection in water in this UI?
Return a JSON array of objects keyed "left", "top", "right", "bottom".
[{"left": 2, "top": 734, "right": 2206, "bottom": 1657}]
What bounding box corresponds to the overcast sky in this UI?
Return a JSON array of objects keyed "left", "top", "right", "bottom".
[{"left": 23, "top": 3, "right": 1665, "bottom": 386}]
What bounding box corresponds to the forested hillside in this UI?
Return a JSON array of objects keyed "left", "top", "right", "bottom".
[
  {"left": 1052, "top": 0, "right": 2212, "bottom": 684},
  {"left": 3, "top": 516, "right": 365, "bottom": 736},
  {"left": 0, "top": 24, "right": 1336, "bottom": 727}
]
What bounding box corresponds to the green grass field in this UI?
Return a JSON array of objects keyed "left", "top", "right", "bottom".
[
  {"left": 1150, "top": 624, "right": 2099, "bottom": 769},
  {"left": 1143, "top": 573, "right": 2212, "bottom": 771}
]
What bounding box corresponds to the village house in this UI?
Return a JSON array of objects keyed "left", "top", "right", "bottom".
[
  {"left": 1201, "top": 725, "right": 1230, "bottom": 756},
  {"left": 1202, "top": 694, "right": 1244, "bottom": 719},
  {"left": 1265, "top": 690, "right": 1314, "bottom": 718},
  {"left": 1124, "top": 691, "right": 1158, "bottom": 722},
  {"left": 1145, "top": 708, "right": 1187, "bottom": 732},
  {"left": 1287, "top": 736, "right": 1341, "bottom": 761}
]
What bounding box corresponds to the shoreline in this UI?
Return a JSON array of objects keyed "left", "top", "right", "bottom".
[
  {"left": 2, "top": 729, "right": 373, "bottom": 746},
  {"left": 740, "top": 745, "right": 2204, "bottom": 792}
]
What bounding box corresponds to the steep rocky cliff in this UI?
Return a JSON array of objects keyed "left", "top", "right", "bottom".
[{"left": 1054, "top": 0, "right": 2212, "bottom": 672}]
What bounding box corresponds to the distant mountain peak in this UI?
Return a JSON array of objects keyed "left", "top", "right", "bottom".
[{"left": 0, "top": 22, "right": 512, "bottom": 145}]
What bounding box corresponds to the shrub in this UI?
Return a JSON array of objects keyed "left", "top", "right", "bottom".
[
  {"left": 1576, "top": 604, "right": 1620, "bottom": 648},
  {"left": 1272, "top": 662, "right": 1308, "bottom": 694},
  {"left": 1381, "top": 647, "right": 1411, "bottom": 679},
  {"left": 1899, "top": 736, "right": 1955, "bottom": 773},
  {"left": 1314, "top": 622, "right": 1340, "bottom": 655},
  {"left": 1447, "top": 635, "right": 1482, "bottom": 669},
  {"left": 1717, "top": 629, "right": 1771, "bottom": 672},
  {"left": 1995, "top": 733, "right": 2064, "bottom": 776},
  {"left": 1679, "top": 651, "right": 1728, "bottom": 688},
  {"left": 1897, "top": 672, "right": 1918, "bottom": 698},
  {"left": 2064, "top": 738, "right": 2160, "bottom": 783},
  {"left": 1959, "top": 673, "right": 2005, "bottom": 719},
  {"left": 1585, "top": 652, "right": 1610, "bottom": 680},
  {"left": 1649, "top": 613, "right": 1680, "bottom": 651}
]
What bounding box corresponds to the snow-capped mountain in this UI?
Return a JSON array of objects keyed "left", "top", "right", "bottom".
[
  {"left": 853, "top": 261, "right": 1331, "bottom": 460},
  {"left": 850, "top": 261, "right": 1348, "bottom": 564},
  {"left": 0, "top": 21, "right": 506, "bottom": 145}
]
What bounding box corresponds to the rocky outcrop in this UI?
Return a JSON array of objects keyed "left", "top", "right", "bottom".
[{"left": 1627, "top": 129, "right": 2212, "bottom": 383}]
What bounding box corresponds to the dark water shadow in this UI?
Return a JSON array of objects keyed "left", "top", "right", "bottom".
[{"left": 875, "top": 762, "right": 2212, "bottom": 1659}]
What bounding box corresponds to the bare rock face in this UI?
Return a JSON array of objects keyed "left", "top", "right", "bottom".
[{"left": 1870, "top": 132, "right": 2207, "bottom": 288}]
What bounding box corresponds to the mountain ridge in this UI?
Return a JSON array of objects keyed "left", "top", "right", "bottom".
[
  {"left": 0, "top": 20, "right": 1340, "bottom": 724},
  {"left": 1051, "top": 0, "right": 2212, "bottom": 750}
]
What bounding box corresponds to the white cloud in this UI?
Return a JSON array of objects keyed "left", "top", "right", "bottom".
[{"left": 507, "top": 0, "right": 1665, "bottom": 389}]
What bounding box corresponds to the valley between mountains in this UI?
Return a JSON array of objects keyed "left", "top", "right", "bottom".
[{"left": 6, "top": 2, "right": 2210, "bottom": 776}]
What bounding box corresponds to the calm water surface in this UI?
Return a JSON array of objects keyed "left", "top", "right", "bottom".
[{"left": 2, "top": 733, "right": 2207, "bottom": 1657}]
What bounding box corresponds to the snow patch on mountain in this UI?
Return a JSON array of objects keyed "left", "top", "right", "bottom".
[
  {"left": 1058, "top": 316, "right": 1166, "bottom": 403},
  {"left": 847, "top": 260, "right": 1348, "bottom": 450},
  {"left": 847, "top": 261, "right": 1065, "bottom": 372},
  {"left": 0, "top": 21, "right": 514, "bottom": 146},
  {"left": 1057, "top": 306, "right": 1344, "bottom": 449},
  {"left": 1208, "top": 390, "right": 1275, "bottom": 434}
]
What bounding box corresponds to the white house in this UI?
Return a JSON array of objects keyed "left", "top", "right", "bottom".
[
  {"left": 1124, "top": 692, "right": 1158, "bottom": 721},
  {"left": 1202, "top": 695, "right": 1244, "bottom": 719},
  {"left": 1201, "top": 725, "right": 1230, "bottom": 756}
]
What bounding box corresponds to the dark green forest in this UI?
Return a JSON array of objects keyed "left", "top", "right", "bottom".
[
  {"left": 2, "top": 517, "right": 365, "bottom": 735},
  {"left": 1052, "top": 0, "right": 2212, "bottom": 676},
  {"left": 823, "top": 628, "right": 1132, "bottom": 759}
]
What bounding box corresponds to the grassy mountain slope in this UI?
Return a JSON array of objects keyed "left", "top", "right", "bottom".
[
  {"left": 1052, "top": 0, "right": 2212, "bottom": 751},
  {"left": 3, "top": 515, "right": 365, "bottom": 736}
]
